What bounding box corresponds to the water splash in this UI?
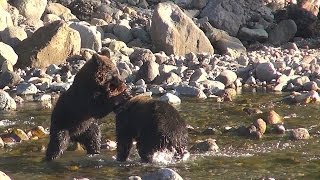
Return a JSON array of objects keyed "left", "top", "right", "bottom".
[{"left": 0, "top": 119, "right": 16, "bottom": 126}]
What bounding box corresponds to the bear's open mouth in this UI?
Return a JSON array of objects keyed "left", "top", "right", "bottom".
[{"left": 108, "top": 82, "right": 127, "bottom": 98}]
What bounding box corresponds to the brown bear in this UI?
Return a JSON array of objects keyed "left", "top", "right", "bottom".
[
  {"left": 45, "top": 53, "right": 130, "bottom": 161},
  {"left": 114, "top": 95, "right": 188, "bottom": 163}
]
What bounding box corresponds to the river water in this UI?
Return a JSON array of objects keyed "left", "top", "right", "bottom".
[{"left": 1, "top": 90, "right": 320, "bottom": 179}]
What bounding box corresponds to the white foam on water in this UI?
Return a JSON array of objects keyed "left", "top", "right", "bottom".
[
  {"left": 152, "top": 149, "right": 190, "bottom": 165},
  {"left": 0, "top": 119, "right": 16, "bottom": 126}
]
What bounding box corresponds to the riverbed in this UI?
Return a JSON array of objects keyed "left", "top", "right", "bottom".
[{"left": 1, "top": 90, "right": 320, "bottom": 179}]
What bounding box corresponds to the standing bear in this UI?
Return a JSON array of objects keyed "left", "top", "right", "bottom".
[
  {"left": 114, "top": 95, "right": 188, "bottom": 163},
  {"left": 46, "top": 53, "right": 130, "bottom": 161}
]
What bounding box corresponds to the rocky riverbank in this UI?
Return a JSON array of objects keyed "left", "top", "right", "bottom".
[{"left": 1, "top": 0, "right": 320, "bottom": 179}]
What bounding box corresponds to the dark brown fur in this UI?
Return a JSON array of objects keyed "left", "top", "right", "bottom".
[{"left": 46, "top": 53, "right": 129, "bottom": 161}]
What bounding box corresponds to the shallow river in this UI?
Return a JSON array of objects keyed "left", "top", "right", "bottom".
[{"left": 1, "top": 89, "right": 320, "bottom": 179}]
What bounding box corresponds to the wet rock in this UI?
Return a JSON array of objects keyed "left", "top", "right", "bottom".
[
  {"left": 190, "top": 138, "right": 219, "bottom": 153},
  {"left": 50, "top": 82, "right": 71, "bottom": 92},
  {"left": 149, "top": 86, "right": 165, "bottom": 95},
  {"left": 142, "top": 168, "right": 183, "bottom": 180},
  {"left": 255, "top": 62, "right": 277, "bottom": 82},
  {"left": 101, "top": 139, "right": 116, "bottom": 150},
  {"left": 293, "top": 90, "right": 320, "bottom": 103},
  {"left": 128, "top": 176, "right": 142, "bottom": 180},
  {"left": 12, "top": 0, "right": 47, "bottom": 20},
  {"left": 159, "top": 93, "right": 181, "bottom": 105},
  {"left": 12, "top": 129, "right": 29, "bottom": 141},
  {"left": 16, "top": 83, "right": 38, "bottom": 95},
  {"left": 265, "top": 110, "right": 283, "bottom": 125},
  {"left": 135, "top": 60, "right": 159, "bottom": 83},
  {"left": 202, "top": 80, "right": 225, "bottom": 94},
  {"left": 15, "top": 21, "right": 81, "bottom": 69},
  {"left": 0, "top": 89, "right": 16, "bottom": 111},
  {"left": 0, "top": 26, "right": 28, "bottom": 48},
  {"left": 0, "top": 171, "right": 11, "bottom": 180},
  {"left": 243, "top": 107, "right": 263, "bottom": 115},
  {"left": 202, "top": 127, "right": 221, "bottom": 135},
  {"left": 254, "top": 118, "right": 267, "bottom": 134},
  {"left": 151, "top": 2, "right": 214, "bottom": 56},
  {"left": 69, "top": 21, "right": 103, "bottom": 52},
  {"left": 267, "top": 20, "right": 297, "bottom": 46},
  {"left": 175, "top": 84, "right": 207, "bottom": 98},
  {"left": 34, "top": 94, "right": 51, "bottom": 102},
  {"left": 0, "top": 42, "right": 18, "bottom": 66},
  {"left": 216, "top": 70, "right": 237, "bottom": 87},
  {"left": 0, "top": 137, "right": 3, "bottom": 148},
  {"left": 28, "top": 126, "right": 48, "bottom": 139},
  {"left": 290, "top": 128, "right": 310, "bottom": 140}
]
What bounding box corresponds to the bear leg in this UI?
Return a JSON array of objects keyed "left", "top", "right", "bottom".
[
  {"left": 45, "top": 129, "right": 70, "bottom": 161},
  {"left": 73, "top": 122, "right": 101, "bottom": 155},
  {"left": 136, "top": 137, "right": 157, "bottom": 163},
  {"left": 116, "top": 134, "right": 133, "bottom": 162}
]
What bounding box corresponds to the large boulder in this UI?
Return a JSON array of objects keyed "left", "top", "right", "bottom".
[
  {"left": 0, "top": 6, "right": 13, "bottom": 31},
  {"left": 267, "top": 19, "right": 297, "bottom": 46},
  {"left": 150, "top": 2, "right": 214, "bottom": 56},
  {"left": 202, "top": 22, "right": 246, "bottom": 58},
  {"left": 200, "top": 0, "right": 273, "bottom": 36},
  {"left": 15, "top": 21, "right": 81, "bottom": 69},
  {"left": 11, "top": 0, "right": 47, "bottom": 20},
  {"left": 0, "top": 42, "right": 18, "bottom": 67}
]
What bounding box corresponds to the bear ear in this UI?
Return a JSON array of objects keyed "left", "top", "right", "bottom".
[
  {"left": 100, "top": 49, "right": 111, "bottom": 58},
  {"left": 92, "top": 53, "right": 104, "bottom": 67}
]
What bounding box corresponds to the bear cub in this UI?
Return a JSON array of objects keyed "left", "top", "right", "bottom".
[
  {"left": 45, "top": 53, "right": 129, "bottom": 161},
  {"left": 114, "top": 95, "right": 188, "bottom": 163}
]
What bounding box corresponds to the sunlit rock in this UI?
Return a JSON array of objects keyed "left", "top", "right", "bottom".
[{"left": 190, "top": 138, "right": 219, "bottom": 153}]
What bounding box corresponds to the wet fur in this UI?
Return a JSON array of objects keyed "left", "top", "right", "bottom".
[
  {"left": 115, "top": 95, "right": 188, "bottom": 163},
  {"left": 46, "top": 54, "right": 128, "bottom": 161}
]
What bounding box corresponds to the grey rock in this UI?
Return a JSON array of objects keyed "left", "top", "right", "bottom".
[
  {"left": 216, "top": 70, "right": 237, "bottom": 87},
  {"left": 268, "top": 19, "right": 297, "bottom": 46},
  {"left": 0, "top": 89, "right": 16, "bottom": 111},
  {"left": 12, "top": 0, "right": 47, "bottom": 20},
  {"left": 0, "top": 71, "right": 21, "bottom": 89},
  {"left": 151, "top": 2, "right": 214, "bottom": 56},
  {"left": 175, "top": 84, "right": 207, "bottom": 98},
  {"left": 16, "top": 83, "right": 38, "bottom": 95},
  {"left": 290, "top": 128, "right": 310, "bottom": 140},
  {"left": 159, "top": 92, "right": 181, "bottom": 105},
  {"left": 154, "top": 72, "right": 182, "bottom": 85},
  {"left": 238, "top": 27, "right": 268, "bottom": 42},
  {"left": 190, "top": 138, "right": 219, "bottom": 153},
  {"left": 255, "top": 62, "right": 277, "bottom": 82},
  {"left": 50, "top": 82, "right": 71, "bottom": 92},
  {"left": 135, "top": 60, "right": 159, "bottom": 83},
  {"left": 69, "top": 21, "right": 103, "bottom": 52},
  {"left": 142, "top": 168, "right": 183, "bottom": 180}
]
